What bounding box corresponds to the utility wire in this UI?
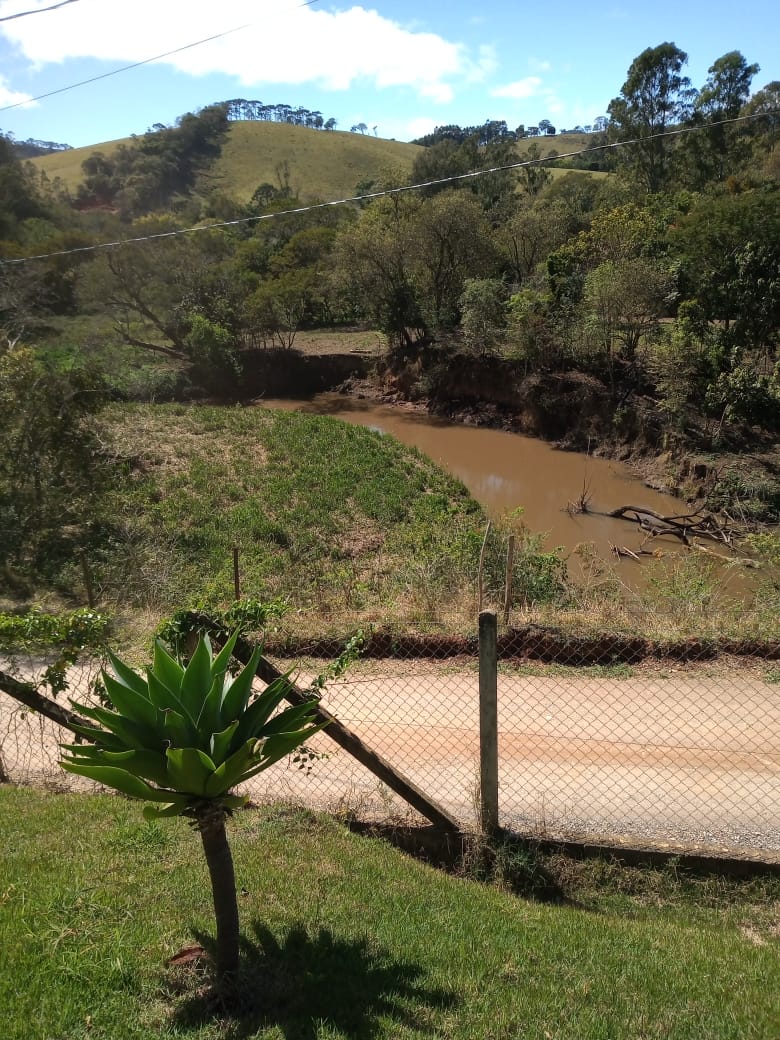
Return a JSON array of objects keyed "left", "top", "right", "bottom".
[
  {"left": 0, "top": 0, "right": 80, "bottom": 23},
  {"left": 0, "top": 0, "right": 319, "bottom": 114},
  {"left": 1, "top": 108, "right": 777, "bottom": 267}
]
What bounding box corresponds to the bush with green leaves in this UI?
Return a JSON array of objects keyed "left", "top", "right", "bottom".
[{"left": 60, "top": 630, "right": 323, "bottom": 994}]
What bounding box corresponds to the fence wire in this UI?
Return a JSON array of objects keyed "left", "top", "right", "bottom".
[{"left": 2, "top": 626, "right": 779, "bottom": 860}]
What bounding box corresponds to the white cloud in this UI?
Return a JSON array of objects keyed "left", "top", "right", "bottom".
[
  {"left": 0, "top": 75, "right": 34, "bottom": 109},
  {"left": 405, "top": 116, "right": 437, "bottom": 140},
  {"left": 491, "top": 76, "right": 542, "bottom": 100},
  {"left": 528, "top": 58, "right": 552, "bottom": 74},
  {"left": 0, "top": 1, "right": 467, "bottom": 103},
  {"left": 465, "top": 44, "right": 497, "bottom": 84}
]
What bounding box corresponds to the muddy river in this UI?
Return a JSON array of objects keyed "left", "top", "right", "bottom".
[{"left": 262, "top": 395, "right": 689, "bottom": 575}]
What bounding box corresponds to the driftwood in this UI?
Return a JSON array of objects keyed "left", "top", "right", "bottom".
[
  {"left": 607, "top": 505, "right": 736, "bottom": 548},
  {"left": 610, "top": 543, "right": 642, "bottom": 562}
]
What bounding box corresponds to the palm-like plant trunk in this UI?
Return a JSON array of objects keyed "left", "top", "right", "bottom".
[{"left": 196, "top": 803, "right": 240, "bottom": 991}]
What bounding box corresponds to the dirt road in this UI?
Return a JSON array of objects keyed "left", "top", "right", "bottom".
[{"left": 3, "top": 660, "right": 778, "bottom": 859}]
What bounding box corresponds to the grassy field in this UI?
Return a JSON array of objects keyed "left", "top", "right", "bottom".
[
  {"left": 1, "top": 787, "right": 778, "bottom": 1040},
  {"left": 95, "top": 403, "right": 486, "bottom": 633},
  {"left": 30, "top": 122, "right": 601, "bottom": 201},
  {"left": 30, "top": 122, "right": 422, "bottom": 202}
]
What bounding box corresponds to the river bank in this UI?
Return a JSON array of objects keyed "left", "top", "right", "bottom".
[{"left": 322, "top": 349, "right": 780, "bottom": 528}]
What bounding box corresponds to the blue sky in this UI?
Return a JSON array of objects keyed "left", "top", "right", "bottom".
[{"left": 0, "top": 0, "right": 776, "bottom": 148}]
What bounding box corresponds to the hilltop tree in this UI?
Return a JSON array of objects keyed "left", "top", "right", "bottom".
[
  {"left": 608, "top": 43, "right": 697, "bottom": 192},
  {"left": 686, "top": 51, "right": 760, "bottom": 185}
]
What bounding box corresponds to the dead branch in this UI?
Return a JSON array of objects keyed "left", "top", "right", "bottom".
[
  {"left": 606, "top": 505, "right": 736, "bottom": 547},
  {"left": 610, "top": 543, "right": 641, "bottom": 562}
]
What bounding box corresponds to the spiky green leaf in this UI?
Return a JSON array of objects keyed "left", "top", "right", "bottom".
[
  {"left": 210, "top": 719, "right": 240, "bottom": 764},
  {"left": 146, "top": 670, "right": 194, "bottom": 724},
  {"left": 166, "top": 747, "right": 216, "bottom": 796},
  {"left": 221, "top": 794, "right": 247, "bottom": 810},
  {"left": 197, "top": 674, "right": 225, "bottom": 736},
  {"left": 231, "top": 675, "right": 292, "bottom": 746},
  {"left": 162, "top": 708, "right": 196, "bottom": 748},
  {"left": 61, "top": 746, "right": 171, "bottom": 787},
  {"left": 105, "top": 649, "right": 150, "bottom": 698},
  {"left": 153, "top": 640, "right": 185, "bottom": 693},
  {"left": 69, "top": 701, "right": 156, "bottom": 751},
  {"left": 210, "top": 631, "right": 240, "bottom": 683},
  {"left": 65, "top": 722, "right": 127, "bottom": 751},
  {"left": 180, "top": 637, "right": 213, "bottom": 716},
  {"left": 219, "top": 646, "right": 264, "bottom": 723},
  {"left": 60, "top": 763, "right": 180, "bottom": 801},
  {"left": 101, "top": 672, "right": 158, "bottom": 730},
  {"left": 142, "top": 797, "right": 191, "bottom": 820},
  {"left": 261, "top": 699, "right": 320, "bottom": 737},
  {"left": 204, "top": 738, "right": 263, "bottom": 797},
  {"left": 259, "top": 724, "right": 328, "bottom": 771}
]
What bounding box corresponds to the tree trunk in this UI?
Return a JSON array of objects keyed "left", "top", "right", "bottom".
[{"left": 195, "top": 803, "right": 240, "bottom": 991}]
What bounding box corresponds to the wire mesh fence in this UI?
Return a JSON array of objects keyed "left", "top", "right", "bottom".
[{"left": 2, "top": 621, "right": 779, "bottom": 861}]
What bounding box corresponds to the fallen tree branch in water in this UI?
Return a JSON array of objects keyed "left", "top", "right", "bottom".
[{"left": 606, "top": 505, "right": 737, "bottom": 547}]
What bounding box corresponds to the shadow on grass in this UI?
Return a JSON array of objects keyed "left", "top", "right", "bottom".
[{"left": 171, "top": 920, "right": 457, "bottom": 1038}]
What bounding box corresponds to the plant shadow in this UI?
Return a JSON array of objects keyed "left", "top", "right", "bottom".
[{"left": 171, "top": 919, "right": 457, "bottom": 1038}]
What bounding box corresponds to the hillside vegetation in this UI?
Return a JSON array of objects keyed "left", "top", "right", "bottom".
[
  {"left": 31, "top": 120, "right": 424, "bottom": 203},
  {"left": 1, "top": 42, "right": 779, "bottom": 620},
  {"left": 29, "top": 119, "right": 588, "bottom": 204}
]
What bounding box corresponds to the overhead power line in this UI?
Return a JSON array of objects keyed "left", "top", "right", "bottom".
[
  {"left": 0, "top": 0, "right": 319, "bottom": 114},
  {"left": 0, "top": 0, "right": 80, "bottom": 23},
  {"left": 1, "top": 109, "right": 777, "bottom": 268}
]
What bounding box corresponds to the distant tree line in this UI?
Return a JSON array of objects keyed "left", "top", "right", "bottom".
[
  {"left": 222, "top": 99, "right": 337, "bottom": 131},
  {"left": 0, "top": 131, "right": 72, "bottom": 158},
  {"left": 412, "top": 118, "right": 611, "bottom": 148}
]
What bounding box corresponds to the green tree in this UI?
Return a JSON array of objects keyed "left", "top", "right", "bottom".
[
  {"left": 60, "top": 631, "right": 323, "bottom": 994},
  {"left": 410, "top": 190, "right": 498, "bottom": 331},
  {"left": 0, "top": 345, "right": 109, "bottom": 584},
  {"left": 459, "top": 278, "right": 507, "bottom": 355},
  {"left": 332, "top": 195, "right": 428, "bottom": 350},
  {"left": 498, "top": 201, "right": 568, "bottom": 286},
  {"left": 517, "top": 142, "right": 552, "bottom": 197},
  {"left": 685, "top": 51, "right": 760, "bottom": 185},
  {"left": 608, "top": 43, "right": 697, "bottom": 192},
  {"left": 741, "top": 80, "right": 780, "bottom": 179},
  {"left": 0, "top": 134, "right": 45, "bottom": 239}
]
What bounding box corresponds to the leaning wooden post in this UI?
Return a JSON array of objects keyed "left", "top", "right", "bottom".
[{"left": 478, "top": 609, "right": 499, "bottom": 835}]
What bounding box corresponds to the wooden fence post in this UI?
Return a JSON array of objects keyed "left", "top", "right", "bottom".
[
  {"left": 79, "top": 550, "right": 96, "bottom": 609},
  {"left": 503, "top": 533, "right": 515, "bottom": 626},
  {"left": 479, "top": 609, "right": 499, "bottom": 835}
]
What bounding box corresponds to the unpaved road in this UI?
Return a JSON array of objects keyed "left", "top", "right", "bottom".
[{"left": 3, "top": 661, "right": 779, "bottom": 859}]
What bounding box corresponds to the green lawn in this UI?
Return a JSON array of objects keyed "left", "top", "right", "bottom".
[{"left": 1, "top": 787, "right": 778, "bottom": 1039}]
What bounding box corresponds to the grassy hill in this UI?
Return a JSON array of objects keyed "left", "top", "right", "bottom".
[
  {"left": 30, "top": 123, "right": 605, "bottom": 203},
  {"left": 31, "top": 121, "right": 424, "bottom": 203}
]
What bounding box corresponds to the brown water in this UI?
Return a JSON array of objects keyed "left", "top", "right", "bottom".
[{"left": 261, "top": 395, "right": 689, "bottom": 574}]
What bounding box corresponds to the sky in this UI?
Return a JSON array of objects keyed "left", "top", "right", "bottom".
[{"left": 0, "top": 0, "right": 777, "bottom": 149}]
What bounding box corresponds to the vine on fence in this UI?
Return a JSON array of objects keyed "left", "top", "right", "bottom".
[{"left": 0, "top": 607, "right": 110, "bottom": 695}]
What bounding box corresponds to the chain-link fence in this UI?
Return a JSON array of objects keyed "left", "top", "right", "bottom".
[{"left": 2, "top": 622, "right": 779, "bottom": 861}]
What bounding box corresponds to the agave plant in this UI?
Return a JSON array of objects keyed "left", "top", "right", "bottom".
[{"left": 60, "top": 630, "right": 323, "bottom": 989}]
